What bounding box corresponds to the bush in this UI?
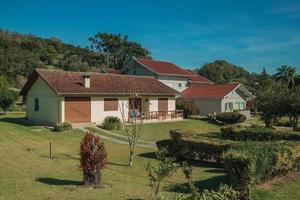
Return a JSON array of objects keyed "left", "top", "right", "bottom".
[
  {"left": 223, "top": 143, "right": 297, "bottom": 186},
  {"left": 177, "top": 184, "right": 239, "bottom": 200},
  {"left": 101, "top": 116, "right": 121, "bottom": 130},
  {"left": 176, "top": 98, "right": 199, "bottom": 119},
  {"left": 80, "top": 132, "right": 107, "bottom": 186},
  {"left": 216, "top": 112, "right": 246, "bottom": 124},
  {"left": 157, "top": 129, "right": 233, "bottom": 162},
  {"left": 220, "top": 125, "right": 300, "bottom": 141},
  {"left": 54, "top": 122, "right": 72, "bottom": 132},
  {"left": 223, "top": 149, "right": 256, "bottom": 188}
]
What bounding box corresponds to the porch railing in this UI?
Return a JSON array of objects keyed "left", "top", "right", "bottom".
[{"left": 140, "top": 110, "right": 183, "bottom": 121}]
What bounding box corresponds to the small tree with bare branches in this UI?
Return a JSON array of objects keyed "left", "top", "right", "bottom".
[
  {"left": 80, "top": 131, "right": 107, "bottom": 187},
  {"left": 119, "top": 94, "right": 143, "bottom": 167}
]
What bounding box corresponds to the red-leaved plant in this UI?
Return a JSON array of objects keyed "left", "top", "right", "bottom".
[{"left": 80, "top": 131, "right": 107, "bottom": 187}]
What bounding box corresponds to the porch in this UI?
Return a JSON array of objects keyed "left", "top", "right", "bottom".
[{"left": 127, "top": 97, "right": 183, "bottom": 122}]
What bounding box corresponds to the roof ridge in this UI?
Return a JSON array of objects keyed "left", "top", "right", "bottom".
[{"left": 35, "top": 68, "right": 156, "bottom": 79}]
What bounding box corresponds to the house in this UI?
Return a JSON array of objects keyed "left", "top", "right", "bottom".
[
  {"left": 182, "top": 83, "right": 254, "bottom": 116},
  {"left": 123, "top": 58, "right": 213, "bottom": 92},
  {"left": 124, "top": 58, "right": 253, "bottom": 116},
  {"left": 20, "top": 69, "right": 182, "bottom": 125}
]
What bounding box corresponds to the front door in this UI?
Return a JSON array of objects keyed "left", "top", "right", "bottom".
[{"left": 129, "top": 98, "right": 141, "bottom": 119}]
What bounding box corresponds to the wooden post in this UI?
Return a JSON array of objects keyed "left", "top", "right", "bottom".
[{"left": 49, "top": 142, "right": 52, "bottom": 159}]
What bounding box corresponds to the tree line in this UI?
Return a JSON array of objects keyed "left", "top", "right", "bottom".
[{"left": 0, "top": 29, "right": 149, "bottom": 88}]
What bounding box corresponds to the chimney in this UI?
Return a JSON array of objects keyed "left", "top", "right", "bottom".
[{"left": 83, "top": 74, "right": 90, "bottom": 88}]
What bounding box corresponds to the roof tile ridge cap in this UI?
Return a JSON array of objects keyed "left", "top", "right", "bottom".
[{"left": 105, "top": 73, "right": 155, "bottom": 79}]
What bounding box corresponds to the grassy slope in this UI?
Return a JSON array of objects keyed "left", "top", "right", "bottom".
[
  {"left": 112, "top": 119, "right": 221, "bottom": 142},
  {"left": 0, "top": 113, "right": 226, "bottom": 200},
  {"left": 2, "top": 113, "right": 300, "bottom": 199}
]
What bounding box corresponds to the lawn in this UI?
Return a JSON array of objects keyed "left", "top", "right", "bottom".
[
  {"left": 2, "top": 113, "right": 300, "bottom": 199},
  {"left": 0, "top": 113, "right": 226, "bottom": 200},
  {"left": 112, "top": 119, "right": 221, "bottom": 142}
]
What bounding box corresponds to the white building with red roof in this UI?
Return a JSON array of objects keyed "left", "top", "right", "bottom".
[
  {"left": 123, "top": 58, "right": 212, "bottom": 92},
  {"left": 124, "top": 58, "right": 254, "bottom": 116}
]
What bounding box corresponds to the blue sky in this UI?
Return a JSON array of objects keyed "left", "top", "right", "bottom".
[{"left": 1, "top": 0, "right": 300, "bottom": 73}]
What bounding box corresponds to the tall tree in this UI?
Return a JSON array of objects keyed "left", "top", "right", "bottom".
[
  {"left": 89, "top": 33, "right": 150, "bottom": 69},
  {"left": 274, "top": 65, "right": 297, "bottom": 88},
  {"left": 197, "top": 60, "right": 251, "bottom": 84},
  {"left": 254, "top": 85, "right": 285, "bottom": 129},
  {"left": 281, "top": 87, "right": 300, "bottom": 131}
]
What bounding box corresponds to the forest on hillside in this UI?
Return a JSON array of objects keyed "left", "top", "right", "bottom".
[{"left": 0, "top": 30, "right": 149, "bottom": 88}]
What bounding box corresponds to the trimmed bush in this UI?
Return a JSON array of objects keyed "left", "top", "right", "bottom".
[
  {"left": 223, "top": 149, "right": 256, "bottom": 187},
  {"left": 220, "top": 125, "right": 300, "bottom": 141},
  {"left": 216, "top": 112, "right": 246, "bottom": 124},
  {"left": 223, "top": 143, "right": 297, "bottom": 187},
  {"left": 178, "top": 184, "right": 239, "bottom": 200},
  {"left": 54, "top": 122, "right": 72, "bottom": 132},
  {"left": 157, "top": 129, "right": 233, "bottom": 162},
  {"left": 101, "top": 116, "right": 121, "bottom": 130}
]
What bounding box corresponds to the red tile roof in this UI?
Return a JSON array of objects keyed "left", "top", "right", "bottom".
[
  {"left": 107, "top": 68, "right": 120, "bottom": 74},
  {"left": 184, "top": 69, "right": 214, "bottom": 84},
  {"left": 20, "top": 69, "right": 179, "bottom": 96},
  {"left": 135, "top": 58, "right": 190, "bottom": 76},
  {"left": 182, "top": 83, "right": 240, "bottom": 99}
]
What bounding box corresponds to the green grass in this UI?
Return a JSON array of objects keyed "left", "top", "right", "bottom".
[
  {"left": 2, "top": 112, "right": 300, "bottom": 199},
  {"left": 0, "top": 113, "right": 226, "bottom": 200},
  {"left": 112, "top": 119, "right": 221, "bottom": 142}
]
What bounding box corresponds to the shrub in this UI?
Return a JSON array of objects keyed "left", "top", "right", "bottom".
[
  {"left": 80, "top": 132, "right": 107, "bottom": 186},
  {"left": 223, "top": 143, "right": 297, "bottom": 194},
  {"left": 157, "top": 129, "right": 233, "bottom": 162},
  {"left": 176, "top": 184, "right": 239, "bottom": 200},
  {"left": 220, "top": 125, "right": 300, "bottom": 141},
  {"left": 216, "top": 112, "right": 246, "bottom": 124},
  {"left": 223, "top": 149, "right": 256, "bottom": 187},
  {"left": 101, "top": 116, "right": 121, "bottom": 130},
  {"left": 54, "top": 122, "right": 72, "bottom": 132},
  {"left": 176, "top": 98, "right": 199, "bottom": 119}
]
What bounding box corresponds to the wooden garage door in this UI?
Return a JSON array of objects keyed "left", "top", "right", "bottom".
[
  {"left": 158, "top": 98, "right": 168, "bottom": 111},
  {"left": 65, "top": 97, "right": 91, "bottom": 123}
]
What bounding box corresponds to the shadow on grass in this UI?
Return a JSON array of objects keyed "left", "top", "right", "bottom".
[
  {"left": 36, "top": 177, "right": 83, "bottom": 186},
  {"left": 138, "top": 152, "right": 157, "bottom": 160},
  {"left": 167, "top": 174, "right": 229, "bottom": 194},
  {"left": 0, "top": 117, "right": 38, "bottom": 127}
]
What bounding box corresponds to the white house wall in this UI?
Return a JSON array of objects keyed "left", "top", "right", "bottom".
[
  {"left": 157, "top": 75, "right": 188, "bottom": 92},
  {"left": 90, "top": 97, "right": 129, "bottom": 124},
  {"left": 221, "top": 91, "right": 246, "bottom": 112},
  {"left": 195, "top": 99, "right": 221, "bottom": 115},
  {"left": 26, "top": 77, "right": 61, "bottom": 125}
]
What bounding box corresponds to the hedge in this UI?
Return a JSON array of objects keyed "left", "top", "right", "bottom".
[
  {"left": 223, "top": 143, "right": 297, "bottom": 185},
  {"left": 220, "top": 125, "right": 300, "bottom": 141},
  {"left": 177, "top": 184, "right": 239, "bottom": 200},
  {"left": 54, "top": 122, "right": 72, "bottom": 132},
  {"left": 156, "top": 129, "right": 233, "bottom": 162},
  {"left": 216, "top": 112, "right": 246, "bottom": 124}
]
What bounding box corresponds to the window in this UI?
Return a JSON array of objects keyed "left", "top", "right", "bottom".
[
  {"left": 34, "top": 98, "right": 39, "bottom": 111},
  {"left": 225, "top": 102, "right": 233, "bottom": 111},
  {"left": 240, "top": 102, "right": 245, "bottom": 110},
  {"left": 178, "top": 83, "right": 182, "bottom": 88},
  {"left": 104, "top": 98, "right": 118, "bottom": 111}
]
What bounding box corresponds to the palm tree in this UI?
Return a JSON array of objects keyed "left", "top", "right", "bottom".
[{"left": 274, "top": 65, "right": 297, "bottom": 88}]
